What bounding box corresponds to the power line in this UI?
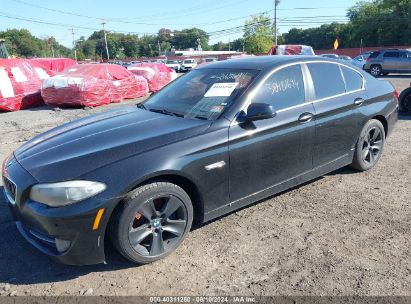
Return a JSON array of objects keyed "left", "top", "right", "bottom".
[
  {"left": 0, "top": 10, "right": 351, "bottom": 41},
  {"left": 10, "top": 0, "right": 249, "bottom": 26},
  {"left": 9, "top": 0, "right": 351, "bottom": 27}
]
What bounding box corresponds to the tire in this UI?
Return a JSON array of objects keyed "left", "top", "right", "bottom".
[
  {"left": 399, "top": 87, "right": 411, "bottom": 113},
  {"left": 350, "top": 119, "right": 385, "bottom": 171},
  {"left": 370, "top": 65, "right": 382, "bottom": 77},
  {"left": 109, "top": 182, "right": 193, "bottom": 264}
]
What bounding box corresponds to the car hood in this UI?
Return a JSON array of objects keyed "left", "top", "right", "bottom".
[{"left": 15, "top": 107, "right": 210, "bottom": 182}]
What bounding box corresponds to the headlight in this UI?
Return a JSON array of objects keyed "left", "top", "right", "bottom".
[{"left": 30, "top": 181, "right": 106, "bottom": 207}]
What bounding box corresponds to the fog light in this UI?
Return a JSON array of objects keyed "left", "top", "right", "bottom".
[{"left": 55, "top": 239, "right": 71, "bottom": 253}]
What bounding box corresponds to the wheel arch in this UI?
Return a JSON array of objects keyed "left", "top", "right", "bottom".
[
  {"left": 107, "top": 172, "right": 205, "bottom": 231},
  {"left": 371, "top": 115, "right": 388, "bottom": 137}
]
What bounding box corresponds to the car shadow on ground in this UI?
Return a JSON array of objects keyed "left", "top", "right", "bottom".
[
  {"left": 0, "top": 174, "right": 326, "bottom": 285},
  {"left": 380, "top": 74, "right": 411, "bottom": 79},
  {"left": 191, "top": 176, "right": 325, "bottom": 231},
  {"left": 0, "top": 162, "right": 391, "bottom": 285},
  {"left": 399, "top": 113, "right": 411, "bottom": 120}
]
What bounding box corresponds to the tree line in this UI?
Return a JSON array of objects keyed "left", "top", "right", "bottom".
[
  {"left": 0, "top": 29, "right": 71, "bottom": 58},
  {"left": 1, "top": 0, "right": 409, "bottom": 60}
]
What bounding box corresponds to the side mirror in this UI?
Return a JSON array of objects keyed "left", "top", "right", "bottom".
[{"left": 237, "top": 103, "right": 277, "bottom": 123}]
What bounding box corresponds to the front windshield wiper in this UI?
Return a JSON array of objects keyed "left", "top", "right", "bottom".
[
  {"left": 136, "top": 103, "right": 146, "bottom": 110},
  {"left": 192, "top": 115, "right": 209, "bottom": 120},
  {"left": 148, "top": 108, "right": 184, "bottom": 117}
]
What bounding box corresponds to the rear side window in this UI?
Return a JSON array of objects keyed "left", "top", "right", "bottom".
[
  {"left": 307, "top": 63, "right": 345, "bottom": 100},
  {"left": 369, "top": 52, "right": 380, "bottom": 58},
  {"left": 341, "top": 66, "right": 363, "bottom": 92},
  {"left": 251, "top": 64, "right": 305, "bottom": 110},
  {"left": 383, "top": 51, "right": 400, "bottom": 58}
]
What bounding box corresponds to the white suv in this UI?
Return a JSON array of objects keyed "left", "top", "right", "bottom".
[
  {"left": 165, "top": 60, "right": 181, "bottom": 72},
  {"left": 180, "top": 59, "right": 197, "bottom": 72}
]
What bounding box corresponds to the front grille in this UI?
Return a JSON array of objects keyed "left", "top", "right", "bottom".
[{"left": 3, "top": 177, "right": 17, "bottom": 203}]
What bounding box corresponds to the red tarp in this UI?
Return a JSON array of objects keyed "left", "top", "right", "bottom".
[
  {"left": 41, "top": 64, "right": 149, "bottom": 108},
  {"left": 268, "top": 45, "right": 315, "bottom": 56},
  {"left": 128, "top": 62, "right": 174, "bottom": 92},
  {"left": 30, "top": 58, "right": 77, "bottom": 73},
  {"left": 0, "top": 59, "right": 54, "bottom": 112}
]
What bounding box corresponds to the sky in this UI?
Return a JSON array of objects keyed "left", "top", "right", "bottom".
[{"left": 0, "top": 0, "right": 360, "bottom": 48}]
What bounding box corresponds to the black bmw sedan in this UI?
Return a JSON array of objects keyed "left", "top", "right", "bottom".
[{"left": 2, "top": 56, "right": 398, "bottom": 265}]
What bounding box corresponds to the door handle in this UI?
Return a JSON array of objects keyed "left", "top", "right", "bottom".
[
  {"left": 354, "top": 98, "right": 365, "bottom": 106},
  {"left": 298, "top": 112, "right": 314, "bottom": 123}
]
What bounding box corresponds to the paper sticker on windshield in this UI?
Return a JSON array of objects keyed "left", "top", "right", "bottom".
[
  {"left": 204, "top": 82, "right": 238, "bottom": 97},
  {"left": 210, "top": 105, "right": 225, "bottom": 113}
]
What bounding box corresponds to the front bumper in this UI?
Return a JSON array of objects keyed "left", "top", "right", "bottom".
[
  {"left": 2, "top": 155, "right": 112, "bottom": 265},
  {"left": 181, "top": 66, "right": 193, "bottom": 71}
]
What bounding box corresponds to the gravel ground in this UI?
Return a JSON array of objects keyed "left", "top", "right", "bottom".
[{"left": 0, "top": 76, "right": 410, "bottom": 297}]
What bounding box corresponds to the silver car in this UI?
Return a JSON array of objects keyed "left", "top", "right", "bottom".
[
  {"left": 364, "top": 49, "right": 411, "bottom": 76},
  {"left": 351, "top": 52, "right": 373, "bottom": 70}
]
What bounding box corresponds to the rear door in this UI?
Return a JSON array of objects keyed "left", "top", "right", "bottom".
[
  {"left": 305, "top": 62, "right": 366, "bottom": 167},
  {"left": 382, "top": 51, "right": 401, "bottom": 71}
]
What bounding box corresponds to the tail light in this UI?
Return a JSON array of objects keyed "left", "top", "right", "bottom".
[
  {"left": 394, "top": 89, "right": 399, "bottom": 105},
  {"left": 366, "top": 57, "right": 371, "bottom": 62}
]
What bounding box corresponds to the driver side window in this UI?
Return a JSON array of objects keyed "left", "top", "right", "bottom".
[{"left": 251, "top": 64, "right": 305, "bottom": 110}]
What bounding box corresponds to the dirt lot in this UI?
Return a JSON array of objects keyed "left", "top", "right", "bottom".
[{"left": 0, "top": 76, "right": 410, "bottom": 297}]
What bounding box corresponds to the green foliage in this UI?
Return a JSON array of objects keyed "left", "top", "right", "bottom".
[
  {"left": 282, "top": 23, "right": 353, "bottom": 49},
  {"left": 138, "top": 35, "right": 157, "bottom": 57},
  {"left": 281, "top": 0, "right": 411, "bottom": 49},
  {"left": 347, "top": 0, "right": 411, "bottom": 46},
  {"left": 243, "top": 14, "right": 274, "bottom": 54},
  {"left": 231, "top": 38, "right": 245, "bottom": 52},
  {"left": 212, "top": 41, "right": 229, "bottom": 51},
  {"left": 172, "top": 28, "right": 210, "bottom": 51},
  {"left": 0, "top": 29, "right": 71, "bottom": 58},
  {"left": 2, "top": 0, "right": 409, "bottom": 59}
]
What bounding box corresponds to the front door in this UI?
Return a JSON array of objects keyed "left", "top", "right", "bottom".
[
  {"left": 399, "top": 51, "right": 411, "bottom": 72},
  {"left": 228, "top": 64, "right": 315, "bottom": 203}
]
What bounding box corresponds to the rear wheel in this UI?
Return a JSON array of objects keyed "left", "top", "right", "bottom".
[
  {"left": 370, "top": 65, "right": 382, "bottom": 77},
  {"left": 350, "top": 119, "right": 385, "bottom": 171},
  {"left": 399, "top": 87, "right": 411, "bottom": 113},
  {"left": 109, "top": 182, "right": 193, "bottom": 264}
]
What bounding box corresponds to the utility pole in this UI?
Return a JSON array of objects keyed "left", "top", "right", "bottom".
[
  {"left": 274, "top": 0, "right": 280, "bottom": 46},
  {"left": 102, "top": 21, "right": 110, "bottom": 61},
  {"left": 71, "top": 27, "right": 77, "bottom": 61},
  {"left": 157, "top": 39, "right": 161, "bottom": 56}
]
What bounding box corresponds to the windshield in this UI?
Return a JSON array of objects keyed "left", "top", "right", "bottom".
[
  {"left": 205, "top": 58, "right": 216, "bottom": 62},
  {"left": 142, "top": 68, "right": 258, "bottom": 121},
  {"left": 184, "top": 60, "right": 195, "bottom": 63},
  {"left": 167, "top": 60, "right": 178, "bottom": 64}
]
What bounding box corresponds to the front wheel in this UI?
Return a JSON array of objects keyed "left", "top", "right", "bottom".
[
  {"left": 350, "top": 119, "right": 385, "bottom": 171},
  {"left": 109, "top": 182, "right": 193, "bottom": 264}
]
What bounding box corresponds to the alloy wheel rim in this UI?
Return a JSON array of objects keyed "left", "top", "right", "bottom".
[
  {"left": 371, "top": 67, "right": 380, "bottom": 76},
  {"left": 361, "top": 127, "right": 382, "bottom": 165},
  {"left": 128, "top": 195, "right": 187, "bottom": 257}
]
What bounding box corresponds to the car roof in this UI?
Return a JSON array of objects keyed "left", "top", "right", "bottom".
[{"left": 196, "top": 55, "right": 341, "bottom": 71}]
